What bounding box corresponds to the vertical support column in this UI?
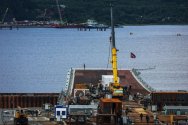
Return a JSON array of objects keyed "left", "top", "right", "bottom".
[
  {"left": 0, "top": 95, "right": 2, "bottom": 108},
  {"left": 4, "top": 96, "right": 8, "bottom": 108},
  {"left": 37, "top": 96, "right": 40, "bottom": 107},
  {"left": 20, "top": 96, "right": 23, "bottom": 108},
  {"left": 7, "top": 96, "right": 9, "bottom": 108},
  {"left": 22, "top": 96, "right": 25, "bottom": 108},
  {"left": 28, "top": 96, "right": 30, "bottom": 107},
  {"left": 31, "top": 96, "right": 34, "bottom": 107}
]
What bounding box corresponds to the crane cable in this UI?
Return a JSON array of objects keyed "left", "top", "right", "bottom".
[{"left": 106, "top": 37, "right": 111, "bottom": 69}]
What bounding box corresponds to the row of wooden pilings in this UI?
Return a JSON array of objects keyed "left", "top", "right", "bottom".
[
  {"left": 77, "top": 27, "right": 107, "bottom": 31},
  {"left": 0, "top": 93, "right": 59, "bottom": 108},
  {"left": 0, "top": 25, "right": 20, "bottom": 30}
]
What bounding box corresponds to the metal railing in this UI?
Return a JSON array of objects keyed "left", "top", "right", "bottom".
[
  {"left": 67, "top": 68, "right": 75, "bottom": 96},
  {"left": 58, "top": 68, "right": 74, "bottom": 105},
  {"left": 132, "top": 68, "right": 156, "bottom": 92}
]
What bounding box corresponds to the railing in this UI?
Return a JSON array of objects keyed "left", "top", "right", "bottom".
[
  {"left": 155, "top": 90, "right": 187, "bottom": 92},
  {"left": 132, "top": 68, "right": 156, "bottom": 92},
  {"left": 67, "top": 68, "right": 75, "bottom": 96},
  {"left": 58, "top": 68, "right": 74, "bottom": 105},
  {"left": 132, "top": 69, "right": 188, "bottom": 93},
  {"left": 58, "top": 90, "right": 66, "bottom": 105}
]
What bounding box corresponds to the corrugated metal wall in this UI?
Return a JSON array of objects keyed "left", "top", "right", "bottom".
[
  {"left": 151, "top": 92, "right": 188, "bottom": 111},
  {"left": 0, "top": 93, "right": 58, "bottom": 108}
]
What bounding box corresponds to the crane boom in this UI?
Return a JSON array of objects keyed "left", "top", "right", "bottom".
[
  {"left": 1, "top": 8, "right": 9, "bottom": 23},
  {"left": 108, "top": 1, "right": 123, "bottom": 97},
  {"left": 56, "top": 0, "right": 63, "bottom": 24},
  {"left": 110, "top": 3, "right": 119, "bottom": 87}
]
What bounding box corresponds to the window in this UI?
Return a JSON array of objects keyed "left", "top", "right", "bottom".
[
  {"left": 57, "top": 111, "right": 60, "bottom": 116},
  {"left": 62, "top": 111, "right": 65, "bottom": 115}
]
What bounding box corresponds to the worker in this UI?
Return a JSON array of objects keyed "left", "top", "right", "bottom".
[
  {"left": 35, "top": 110, "right": 38, "bottom": 117},
  {"left": 98, "top": 83, "right": 103, "bottom": 93},
  {"left": 140, "top": 113, "right": 143, "bottom": 122},
  {"left": 83, "top": 63, "right": 85, "bottom": 70},
  {"left": 116, "top": 110, "right": 123, "bottom": 125},
  {"left": 125, "top": 107, "right": 129, "bottom": 116},
  {"left": 129, "top": 85, "right": 132, "bottom": 90},
  {"left": 146, "top": 115, "right": 150, "bottom": 124}
]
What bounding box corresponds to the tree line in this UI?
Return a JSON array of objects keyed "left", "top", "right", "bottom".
[{"left": 0, "top": 0, "right": 188, "bottom": 25}]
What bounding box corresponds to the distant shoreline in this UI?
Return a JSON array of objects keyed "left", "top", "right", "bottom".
[
  {"left": 1, "top": 24, "right": 188, "bottom": 29},
  {"left": 0, "top": 24, "right": 51, "bottom": 29}
]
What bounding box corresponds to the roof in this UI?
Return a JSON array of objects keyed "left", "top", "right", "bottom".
[
  {"left": 134, "top": 108, "right": 147, "bottom": 115},
  {"left": 100, "top": 98, "right": 122, "bottom": 103},
  {"left": 69, "top": 105, "right": 98, "bottom": 109},
  {"left": 164, "top": 106, "right": 188, "bottom": 110},
  {"left": 152, "top": 92, "right": 188, "bottom": 94},
  {"left": 102, "top": 75, "right": 113, "bottom": 78}
]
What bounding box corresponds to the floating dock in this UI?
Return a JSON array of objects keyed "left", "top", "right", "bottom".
[
  {"left": 0, "top": 68, "right": 188, "bottom": 125},
  {"left": 64, "top": 68, "right": 151, "bottom": 97}
]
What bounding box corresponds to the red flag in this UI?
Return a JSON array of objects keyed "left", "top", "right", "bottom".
[{"left": 130, "top": 52, "right": 136, "bottom": 58}]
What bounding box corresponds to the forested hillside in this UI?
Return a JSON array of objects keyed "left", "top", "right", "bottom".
[{"left": 0, "top": 0, "right": 188, "bottom": 24}]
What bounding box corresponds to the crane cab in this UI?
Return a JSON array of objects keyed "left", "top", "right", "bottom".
[{"left": 109, "top": 83, "right": 123, "bottom": 97}]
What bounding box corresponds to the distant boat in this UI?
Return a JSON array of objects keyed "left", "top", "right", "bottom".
[
  {"left": 84, "top": 19, "right": 108, "bottom": 29},
  {"left": 177, "top": 33, "right": 181, "bottom": 36},
  {"left": 114, "top": 24, "right": 124, "bottom": 28}
]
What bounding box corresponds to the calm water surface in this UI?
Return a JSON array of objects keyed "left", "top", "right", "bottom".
[{"left": 0, "top": 25, "right": 188, "bottom": 92}]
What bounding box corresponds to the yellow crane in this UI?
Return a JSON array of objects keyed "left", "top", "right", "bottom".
[{"left": 109, "top": 2, "right": 123, "bottom": 97}]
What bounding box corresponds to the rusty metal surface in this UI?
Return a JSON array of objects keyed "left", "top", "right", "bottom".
[
  {"left": 100, "top": 98, "right": 121, "bottom": 103},
  {"left": 73, "top": 69, "right": 150, "bottom": 96},
  {"left": 0, "top": 93, "right": 58, "bottom": 108}
]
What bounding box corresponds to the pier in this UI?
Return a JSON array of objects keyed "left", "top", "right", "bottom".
[
  {"left": 77, "top": 26, "right": 107, "bottom": 31},
  {"left": 0, "top": 24, "right": 18, "bottom": 30}
]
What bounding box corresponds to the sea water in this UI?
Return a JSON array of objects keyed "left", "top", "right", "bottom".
[{"left": 0, "top": 25, "right": 188, "bottom": 92}]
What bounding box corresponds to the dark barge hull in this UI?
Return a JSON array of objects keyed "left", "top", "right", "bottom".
[
  {"left": 67, "top": 69, "right": 188, "bottom": 108},
  {"left": 151, "top": 92, "right": 188, "bottom": 110},
  {"left": 0, "top": 93, "right": 58, "bottom": 108},
  {"left": 1, "top": 69, "right": 187, "bottom": 109}
]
